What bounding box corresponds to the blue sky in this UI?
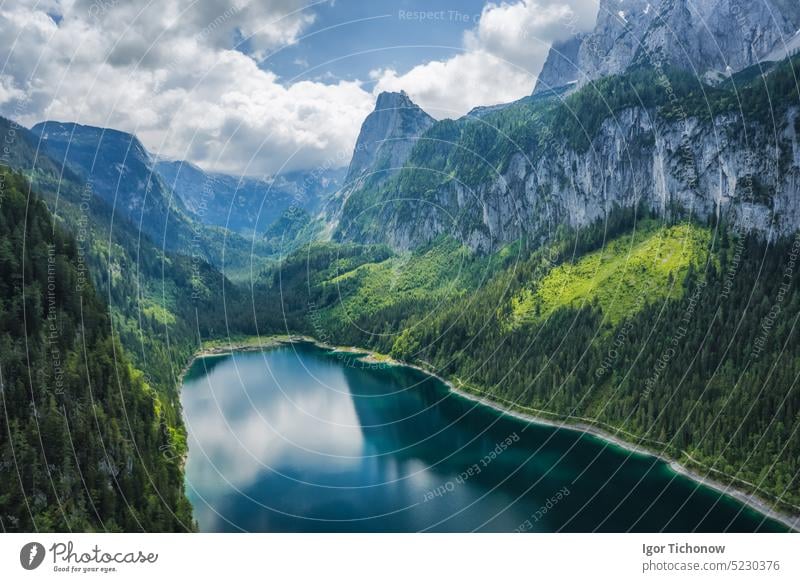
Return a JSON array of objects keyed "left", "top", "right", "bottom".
[{"left": 260, "top": 0, "right": 490, "bottom": 85}]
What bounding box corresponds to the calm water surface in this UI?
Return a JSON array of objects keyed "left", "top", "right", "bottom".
[{"left": 181, "top": 343, "right": 789, "bottom": 532}]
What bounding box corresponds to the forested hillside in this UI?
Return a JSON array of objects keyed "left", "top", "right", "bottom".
[
  {"left": 0, "top": 117, "right": 235, "bottom": 423},
  {"left": 0, "top": 169, "right": 193, "bottom": 531}
]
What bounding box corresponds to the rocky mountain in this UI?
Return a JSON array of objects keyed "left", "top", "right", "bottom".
[
  {"left": 761, "top": 28, "right": 800, "bottom": 63},
  {"left": 30, "top": 121, "right": 271, "bottom": 271},
  {"left": 332, "top": 1, "right": 800, "bottom": 252},
  {"left": 532, "top": 34, "right": 586, "bottom": 95},
  {"left": 334, "top": 54, "right": 800, "bottom": 252},
  {"left": 31, "top": 121, "right": 194, "bottom": 249},
  {"left": 345, "top": 91, "right": 435, "bottom": 184},
  {"left": 535, "top": 0, "right": 800, "bottom": 94},
  {"left": 324, "top": 91, "right": 436, "bottom": 238},
  {"left": 154, "top": 160, "right": 345, "bottom": 236},
  {"left": 331, "top": 0, "right": 800, "bottom": 251}
]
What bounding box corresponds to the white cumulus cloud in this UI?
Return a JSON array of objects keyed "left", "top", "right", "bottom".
[
  {"left": 0, "top": 0, "right": 599, "bottom": 173},
  {"left": 0, "top": 0, "right": 374, "bottom": 175},
  {"left": 374, "top": 0, "right": 598, "bottom": 118}
]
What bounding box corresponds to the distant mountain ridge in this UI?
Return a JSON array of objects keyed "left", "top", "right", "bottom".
[
  {"left": 30, "top": 121, "right": 287, "bottom": 272},
  {"left": 31, "top": 120, "right": 195, "bottom": 251},
  {"left": 154, "top": 159, "right": 344, "bottom": 236}
]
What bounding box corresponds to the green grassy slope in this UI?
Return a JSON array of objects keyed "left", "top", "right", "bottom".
[{"left": 509, "top": 221, "right": 711, "bottom": 326}]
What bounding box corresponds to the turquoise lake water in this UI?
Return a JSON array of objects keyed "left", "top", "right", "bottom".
[{"left": 181, "top": 343, "right": 789, "bottom": 532}]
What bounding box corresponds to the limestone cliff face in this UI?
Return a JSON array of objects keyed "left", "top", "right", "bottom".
[
  {"left": 332, "top": 1, "right": 800, "bottom": 252},
  {"left": 336, "top": 102, "right": 799, "bottom": 253},
  {"left": 325, "top": 91, "right": 435, "bottom": 237},
  {"left": 575, "top": 0, "right": 657, "bottom": 84},
  {"left": 484, "top": 106, "right": 800, "bottom": 248},
  {"left": 635, "top": 0, "right": 799, "bottom": 75},
  {"left": 536, "top": 0, "right": 800, "bottom": 94}
]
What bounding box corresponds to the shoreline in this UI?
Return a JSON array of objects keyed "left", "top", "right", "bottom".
[
  {"left": 177, "top": 335, "right": 297, "bottom": 384},
  {"left": 181, "top": 334, "right": 800, "bottom": 532},
  {"left": 446, "top": 383, "right": 800, "bottom": 533}
]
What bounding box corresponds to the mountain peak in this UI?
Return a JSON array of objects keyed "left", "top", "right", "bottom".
[
  {"left": 533, "top": 0, "right": 800, "bottom": 94},
  {"left": 374, "top": 90, "right": 413, "bottom": 108},
  {"left": 345, "top": 91, "right": 435, "bottom": 183},
  {"left": 532, "top": 34, "right": 585, "bottom": 95},
  {"left": 32, "top": 120, "right": 150, "bottom": 162}
]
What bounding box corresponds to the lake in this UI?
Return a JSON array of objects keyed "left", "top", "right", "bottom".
[{"left": 181, "top": 342, "right": 789, "bottom": 532}]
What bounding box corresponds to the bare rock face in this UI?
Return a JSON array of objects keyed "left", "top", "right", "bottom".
[
  {"left": 577, "top": 0, "right": 657, "bottom": 82},
  {"left": 324, "top": 91, "right": 435, "bottom": 237},
  {"left": 533, "top": 34, "right": 586, "bottom": 95},
  {"left": 350, "top": 104, "right": 800, "bottom": 253},
  {"left": 345, "top": 91, "right": 435, "bottom": 184},
  {"left": 535, "top": 0, "right": 800, "bottom": 94},
  {"left": 636, "top": 0, "right": 799, "bottom": 74}
]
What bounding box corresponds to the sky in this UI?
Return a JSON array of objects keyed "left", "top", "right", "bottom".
[{"left": 0, "top": 0, "right": 599, "bottom": 175}]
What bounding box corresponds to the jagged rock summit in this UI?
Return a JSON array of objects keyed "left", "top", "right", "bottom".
[
  {"left": 345, "top": 90, "right": 435, "bottom": 184},
  {"left": 534, "top": 0, "right": 800, "bottom": 94}
]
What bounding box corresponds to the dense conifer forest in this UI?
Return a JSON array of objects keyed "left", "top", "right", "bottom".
[{"left": 0, "top": 169, "right": 194, "bottom": 531}]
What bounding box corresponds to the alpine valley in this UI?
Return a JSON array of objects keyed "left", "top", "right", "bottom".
[{"left": 2, "top": 0, "right": 800, "bottom": 532}]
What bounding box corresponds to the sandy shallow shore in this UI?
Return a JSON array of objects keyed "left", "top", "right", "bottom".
[{"left": 182, "top": 334, "right": 800, "bottom": 531}]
